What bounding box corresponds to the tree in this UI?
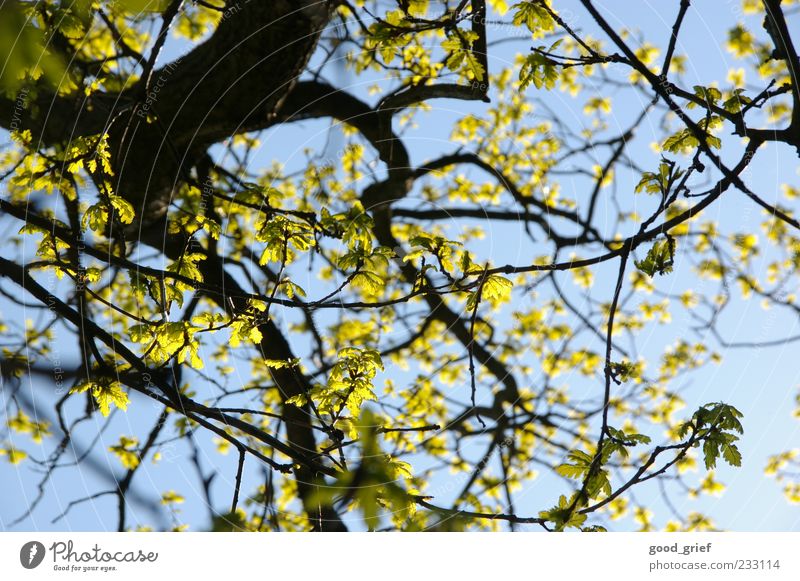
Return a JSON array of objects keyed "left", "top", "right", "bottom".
[{"left": 0, "top": 0, "right": 798, "bottom": 532}]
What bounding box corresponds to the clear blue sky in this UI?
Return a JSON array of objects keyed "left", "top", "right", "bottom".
[{"left": 1, "top": 1, "right": 799, "bottom": 531}]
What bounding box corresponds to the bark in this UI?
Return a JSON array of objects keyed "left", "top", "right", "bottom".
[{"left": 111, "top": 0, "right": 334, "bottom": 224}]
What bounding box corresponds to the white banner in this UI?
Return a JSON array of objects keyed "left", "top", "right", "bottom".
[{"left": 1, "top": 533, "right": 798, "bottom": 579}]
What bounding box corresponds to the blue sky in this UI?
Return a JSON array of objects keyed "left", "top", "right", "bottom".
[{"left": 1, "top": 1, "right": 799, "bottom": 531}]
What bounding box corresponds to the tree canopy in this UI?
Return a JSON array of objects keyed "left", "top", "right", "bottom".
[{"left": 1, "top": 0, "right": 799, "bottom": 532}]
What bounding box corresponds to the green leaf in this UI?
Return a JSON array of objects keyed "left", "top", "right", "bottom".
[
  {"left": 129, "top": 324, "right": 154, "bottom": 343},
  {"left": 538, "top": 493, "right": 588, "bottom": 530},
  {"left": 722, "top": 89, "right": 751, "bottom": 113},
  {"left": 109, "top": 195, "right": 135, "bottom": 224},
  {"left": 352, "top": 270, "right": 384, "bottom": 293},
  {"left": 71, "top": 379, "right": 130, "bottom": 417},
  {"left": 635, "top": 161, "right": 684, "bottom": 195},
  {"left": 0, "top": 445, "right": 27, "bottom": 465},
  {"left": 94, "top": 381, "right": 130, "bottom": 416},
  {"left": 161, "top": 490, "right": 185, "bottom": 505},
  {"left": 285, "top": 394, "right": 308, "bottom": 407},
  {"left": 264, "top": 358, "right": 300, "bottom": 369},
  {"left": 662, "top": 129, "right": 697, "bottom": 153},
  {"left": 703, "top": 438, "right": 720, "bottom": 470},
  {"left": 692, "top": 85, "right": 722, "bottom": 106},
  {"left": 607, "top": 426, "right": 651, "bottom": 446},
  {"left": 0, "top": 3, "right": 68, "bottom": 95},
  {"left": 483, "top": 275, "right": 513, "bottom": 301},
  {"left": 166, "top": 252, "right": 206, "bottom": 289},
  {"left": 116, "top": 0, "right": 172, "bottom": 13},
  {"left": 662, "top": 118, "right": 722, "bottom": 153},
  {"left": 211, "top": 509, "right": 248, "bottom": 532},
  {"left": 555, "top": 463, "right": 588, "bottom": 479},
  {"left": 555, "top": 449, "right": 597, "bottom": 482},
  {"left": 109, "top": 436, "right": 140, "bottom": 470},
  {"left": 721, "top": 442, "right": 742, "bottom": 467},
  {"left": 83, "top": 203, "right": 109, "bottom": 232},
  {"left": 691, "top": 402, "right": 744, "bottom": 469},
  {"left": 512, "top": 1, "right": 555, "bottom": 35},
  {"left": 520, "top": 52, "right": 559, "bottom": 90},
  {"left": 635, "top": 238, "right": 675, "bottom": 277},
  {"left": 281, "top": 279, "right": 307, "bottom": 299}
]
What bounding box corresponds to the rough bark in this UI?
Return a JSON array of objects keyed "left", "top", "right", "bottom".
[{"left": 111, "top": 0, "right": 334, "bottom": 224}]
